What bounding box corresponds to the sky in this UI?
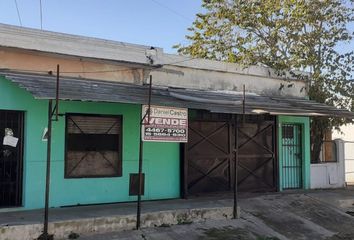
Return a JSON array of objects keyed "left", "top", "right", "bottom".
[
  {"left": 0, "top": 0, "right": 202, "bottom": 53},
  {"left": 0, "top": 1, "right": 353, "bottom": 55}
]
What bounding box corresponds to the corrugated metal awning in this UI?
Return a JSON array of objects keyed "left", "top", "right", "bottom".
[{"left": 1, "top": 71, "right": 353, "bottom": 118}]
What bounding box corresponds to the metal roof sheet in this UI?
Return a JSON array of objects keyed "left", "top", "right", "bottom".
[{"left": 1, "top": 71, "right": 353, "bottom": 118}]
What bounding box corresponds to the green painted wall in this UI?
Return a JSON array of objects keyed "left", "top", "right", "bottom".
[
  {"left": 0, "top": 76, "right": 180, "bottom": 209},
  {"left": 277, "top": 116, "right": 311, "bottom": 191}
]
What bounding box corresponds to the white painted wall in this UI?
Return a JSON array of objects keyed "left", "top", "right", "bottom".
[
  {"left": 310, "top": 139, "right": 346, "bottom": 189},
  {"left": 151, "top": 65, "right": 307, "bottom": 97},
  {"left": 0, "top": 23, "right": 308, "bottom": 98},
  {"left": 333, "top": 124, "right": 354, "bottom": 184},
  {"left": 333, "top": 124, "right": 354, "bottom": 141}
]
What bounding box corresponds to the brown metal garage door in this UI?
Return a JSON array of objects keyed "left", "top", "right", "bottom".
[
  {"left": 184, "top": 113, "right": 276, "bottom": 196},
  {"left": 237, "top": 119, "right": 276, "bottom": 192}
]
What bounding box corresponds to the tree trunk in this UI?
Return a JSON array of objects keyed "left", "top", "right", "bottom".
[{"left": 310, "top": 117, "right": 329, "bottom": 163}]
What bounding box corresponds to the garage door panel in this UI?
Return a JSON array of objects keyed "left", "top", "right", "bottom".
[
  {"left": 186, "top": 115, "right": 276, "bottom": 196},
  {"left": 188, "top": 122, "right": 229, "bottom": 155},
  {"left": 187, "top": 157, "right": 230, "bottom": 194}
]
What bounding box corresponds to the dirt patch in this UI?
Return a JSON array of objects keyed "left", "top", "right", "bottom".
[
  {"left": 199, "top": 227, "right": 253, "bottom": 240},
  {"left": 198, "top": 226, "right": 279, "bottom": 240},
  {"left": 326, "top": 232, "right": 354, "bottom": 240}
]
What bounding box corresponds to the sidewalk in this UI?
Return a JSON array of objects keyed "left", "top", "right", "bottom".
[
  {"left": 82, "top": 188, "right": 354, "bottom": 240},
  {"left": 0, "top": 196, "right": 236, "bottom": 240},
  {"left": 1, "top": 188, "right": 354, "bottom": 240}
]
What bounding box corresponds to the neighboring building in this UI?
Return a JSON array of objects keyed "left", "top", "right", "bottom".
[
  {"left": 333, "top": 124, "right": 354, "bottom": 185},
  {"left": 0, "top": 23, "right": 353, "bottom": 211}
]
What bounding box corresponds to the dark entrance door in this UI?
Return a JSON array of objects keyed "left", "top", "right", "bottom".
[
  {"left": 0, "top": 110, "right": 24, "bottom": 207},
  {"left": 185, "top": 113, "right": 276, "bottom": 196}
]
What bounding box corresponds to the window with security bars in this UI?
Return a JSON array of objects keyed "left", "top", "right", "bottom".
[{"left": 65, "top": 114, "right": 122, "bottom": 178}]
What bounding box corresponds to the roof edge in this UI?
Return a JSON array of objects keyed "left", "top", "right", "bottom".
[{"left": 0, "top": 23, "right": 310, "bottom": 82}]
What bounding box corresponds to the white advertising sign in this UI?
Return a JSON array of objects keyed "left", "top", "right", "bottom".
[{"left": 142, "top": 105, "right": 188, "bottom": 142}]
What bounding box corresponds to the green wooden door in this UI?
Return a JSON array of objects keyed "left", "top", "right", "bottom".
[{"left": 281, "top": 124, "right": 302, "bottom": 189}]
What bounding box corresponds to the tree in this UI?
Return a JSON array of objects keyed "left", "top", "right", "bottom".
[{"left": 176, "top": 0, "right": 354, "bottom": 162}]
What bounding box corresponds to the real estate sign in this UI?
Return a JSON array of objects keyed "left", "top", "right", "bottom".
[{"left": 142, "top": 105, "right": 188, "bottom": 142}]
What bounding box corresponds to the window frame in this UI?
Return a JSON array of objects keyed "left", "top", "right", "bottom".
[{"left": 64, "top": 113, "right": 123, "bottom": 179}]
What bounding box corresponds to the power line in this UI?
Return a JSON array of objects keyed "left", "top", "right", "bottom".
[
  {"left": 148, "top": 0, "right": 193, "bottom": 22},
  {"left": 13, "top": 0, "right": 22, "bottom": 26},
  {"left": 39, "top": 0, "right": 43, "bottom": 30}
]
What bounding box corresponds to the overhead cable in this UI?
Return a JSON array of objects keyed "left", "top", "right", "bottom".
[
  {"left": 148, "top": 0, "right": 193, "bottom": 22},
  {"left": 40, "top": 0, "right": 43, "bottom": 30},
  {"left": 14, "top": 0, "right": 23, "bottom": 26}
]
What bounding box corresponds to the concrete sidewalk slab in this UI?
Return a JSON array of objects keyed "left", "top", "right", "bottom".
[
  {"left": 79, "top": 189, "right": 354, "bottom": 240},
  {"left": 0, "top": 197, "right": 237, "bottom": 240},
  {"left": 79, "top": 191, "right": 354, "bottom": 240},
  {"left": 1, "top": 188, "right": 354, "bottom": 240}
]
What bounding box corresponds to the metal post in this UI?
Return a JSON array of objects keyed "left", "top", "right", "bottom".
[
  {"left": 242, "top": 84, "right": 245, "bottom": 125},
  {"left": 136, "top": 75, "right": 153, "bottom": 230},
  {"left": 147, "top": 75, "right": 152, "bottom": 122},
  {"left": 55, "top": 65, "right": 60, "bottom": 121},
  {"left": 41, "top": 99, "right": 53, "bottom": 240},
  {"left": 136, "top": 122, "right": 144, "bottom": 230},
  {"left": 233, "top": 85, "right": 245, "bottom": 219},
  {"left": 233, "top": 115, "right": 239, "bottom": 219},
  {"left": 38, "top": 65, "right": 60, "bottom": 240}
]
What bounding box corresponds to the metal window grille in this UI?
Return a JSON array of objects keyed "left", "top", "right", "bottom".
[{"left": 65, "top": 114, "right": 122, "bottom": 178}]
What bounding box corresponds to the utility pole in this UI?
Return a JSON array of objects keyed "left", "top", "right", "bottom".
[
  {"left": 38, "top": 64, "right": 60, "bottom": 240},
  {"left": 136, "top": 75, "right": 152, "bottom": 230}
]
